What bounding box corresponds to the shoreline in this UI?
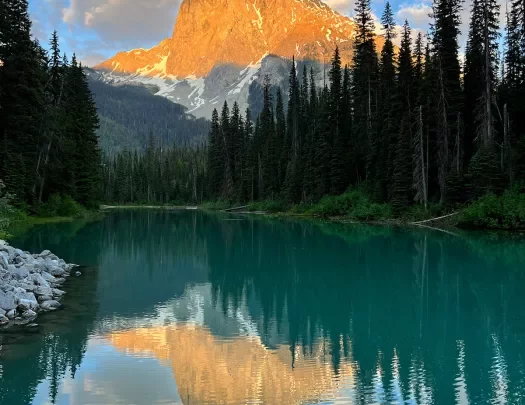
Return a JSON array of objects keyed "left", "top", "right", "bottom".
[
  {"left": 100, "top": 204, "right": 461, "bottom": 231},
  {"left": 0, "top": 239, "right": 79, "bottom": 328}
]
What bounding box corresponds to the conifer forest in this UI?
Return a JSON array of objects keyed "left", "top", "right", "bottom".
[
  {"left": 3, "top": 0, "right": 525, "bottom": 222},
  {"left": 0, "top": 1, "right": 100, "bottom": 209},
  {"left": 105, "top": 0, "right": 525, "bottom": 217}
]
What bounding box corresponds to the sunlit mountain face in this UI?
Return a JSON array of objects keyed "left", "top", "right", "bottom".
[
  {"left": 2, "top": 210, "right": 525, "bottom": 405},
  {"left": 91, "top": 0, "right": 386, "bottom": 118}
]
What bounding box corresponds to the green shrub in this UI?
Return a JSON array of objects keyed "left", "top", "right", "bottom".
[
  {"left": 459, "top": 189, "right": 525, "bottom": 229},
  {"left": 34, "top": 194, "right": 85, "bottom": 218},
  {"left": 57, "top": 195, "right": 84, "bottom": 217},
  {"left": 248, "top": 200, "right": 289, "bottom": 213},
  {"left": 201, "top": 200, "right": 232, "bottom": 211},
  {"left": 307, "top": 190, "right": 392, "bottom": 220}
]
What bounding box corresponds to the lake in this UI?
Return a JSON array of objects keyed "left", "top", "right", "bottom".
[{"left": 1, "top": 210, "right": 525, "bottom": 405}]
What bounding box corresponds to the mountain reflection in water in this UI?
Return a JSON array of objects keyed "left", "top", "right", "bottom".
[{"left": 1, "top": 210, "right": 524, "bottom": 405}]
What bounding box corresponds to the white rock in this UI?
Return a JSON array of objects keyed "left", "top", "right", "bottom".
[
  {"left": 27, "top": 273, "right": 50, "bottom": 288},
  {"left": 40, "top": 300, "right": 61, "bottom": 311},
  {"left": 6, "top": 309, "right": 16, "bottom": 319},
  {"left": 0, "top": 252, "right": 9, "bottom": 269},
  {"left": 22, "top": 309, "right": 37, "bottom": 318},
  {"left": 41, "top": 272, "right": 57, "bottom": 283},
  {"left": 52, "top": 288, "right": 65, "bottom": 297},
  {"left": 0, "top": 290, "right": 17, "bottom": 311},
  {"left": 16, "top": 292, "right": 38, "bottom": 311},
  {"left": 15, "top": 249, "right": 27, "bottom": 259},
  {"left": 48, "top": 266, "right": 66, "bottom": 277},
  {"left": 34, "top": 286, "right": 53, "bottom": 296},
  {"left": 11, "top": 266, "right": 30, "bottom": 279},
  {"left": 0, "top": 308, "right": 5, "bottom": 316},
  {"left": 37, "top": 295, "right": 53, "bottom": 303},
  {"left": 0, "top": 314, "right": 8, "bottom": 325},
  {"left": 18, "top": 283, "right": 36, "bottom": 292},
  {"left": 18, "top": 299, "right": 38, "bottom": 311},
  {"left": 75, "top": 271, "right": 81, "bottom": 276},
  {"left": 39, "top": 250, "right": 51, "bottom": 257}
]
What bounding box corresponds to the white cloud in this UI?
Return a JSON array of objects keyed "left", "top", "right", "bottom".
[
  {"left": 396, "top": 3, "right": 433, "bottom": 28},
  {"left": 61, "top": 0, "right": 181, "bottom": 45},
  {"left": 324, "top": 0, "right": 354, "bottom": 15}
]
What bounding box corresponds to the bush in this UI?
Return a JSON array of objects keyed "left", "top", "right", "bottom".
[
  {"left": 0, "top": 180, "right": 14, "bottom": 238},
  {"left": 308, "top": 190, "right": 392, "bottom": 220},
  {"left": 459, "top": 189, "right": 525, "bottom": 229},
  {"left": 248, "top": 200, "right": 289, "bottom": 213},
  {"left": 34, "top": 194, "right": 85, "bottom": 218}
]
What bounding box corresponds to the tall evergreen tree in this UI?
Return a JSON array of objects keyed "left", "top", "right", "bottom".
[{"left": 352, "top": 0, "right": 379, "bottom": 183}]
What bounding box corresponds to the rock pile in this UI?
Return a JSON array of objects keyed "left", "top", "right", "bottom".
[{"left": 0, "top": 240, "right": 77, "bottom": 327}]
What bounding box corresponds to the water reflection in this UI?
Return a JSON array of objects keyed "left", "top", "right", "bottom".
[{"left": 1, "top": 210, "right": 525, "bottom": 405}]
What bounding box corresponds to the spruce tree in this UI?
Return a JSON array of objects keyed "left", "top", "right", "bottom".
[
  {"left": 375, "top": 3, "right": 398, "bottom": 200},
  {"left": 329, "top": 47, "right": 347, "bottom": 194},
  {"left": 207, "top": 109, "right": 223, "bottom": 197},
  {"left": 352, "top": 0, "right": 378, "bottom": 183}
]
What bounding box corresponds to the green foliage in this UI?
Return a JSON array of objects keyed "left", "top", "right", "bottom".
[
  {"left": 0, "top": 180, "right": 14, "bottom": 238},
  {"left": 34, "top": 194, "right": 85, "bottom": 218},
  {"left": 247, "top": 200, "right": 288, "bottom": 213},
  {"left": 307, "top": 190, "right": 392, "bottom": 220},
  {"left": 459, "top": 189, "right": 525, "bottom": 229},
  {"left": 0, "top": 8, "right": 102, "bottom": 210}
]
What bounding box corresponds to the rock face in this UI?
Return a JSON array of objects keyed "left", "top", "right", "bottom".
[
  {"left": 0, "top": 240, "right": 77, "bottom": 328},
  {"left": 97, "top": 0, "right": 362, "bottom": 78},
  {"left": 92, "top": 0, "right": 384, "bottom": 118}
]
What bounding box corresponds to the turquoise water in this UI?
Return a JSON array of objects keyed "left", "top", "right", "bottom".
[{"left": 1, "top": 210, "right": 525, "bottom": 405}]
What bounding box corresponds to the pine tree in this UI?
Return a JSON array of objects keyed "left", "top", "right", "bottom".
[
  {"left": 431, "top": 0, "right": 463, "bottom": 202},
  {"left": 329, "top": 47, "right": 348, "bottom": 195},
  {"left": 352, "top": 0, "right": 378, "bottom": 183},
  {"left": 220, "top": 101, "right": 234, "bottom": 199},
  {"left": 284, "top": 59, "right": 302, "bottom": 202},
  {"left": 375, "top": 3, "right": 398, "bottom": 200},
  {"left": 275, "top": 88, "right": 287, "bottom": 188},
  {"left": 0, "top": 0, "right": 47, "bottom": 203},
  {"left": 207, "top": 109, "right": 223, "bottom": 197}
]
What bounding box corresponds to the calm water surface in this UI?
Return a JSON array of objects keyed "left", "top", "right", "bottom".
[{"left": 1, "top": 210, "right": 525, "bottom": 405}]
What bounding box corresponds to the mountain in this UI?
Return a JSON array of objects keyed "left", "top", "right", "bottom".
[
  {"left": 86, "top": 68, "right": 210, "bottom": 154},
  {"left": 93, "top": 0, "right": 383, "bottom": 118}
]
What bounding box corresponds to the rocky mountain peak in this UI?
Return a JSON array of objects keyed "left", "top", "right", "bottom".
[{"left": 96, "top": 0, "right": 361, "bottom": 78}]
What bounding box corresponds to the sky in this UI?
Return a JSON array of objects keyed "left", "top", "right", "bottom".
[{"left": 26, "top": 0, "right": 490, "bottom": 67}]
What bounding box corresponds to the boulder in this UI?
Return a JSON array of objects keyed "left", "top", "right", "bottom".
[
  {"left": 37, "top": 294, "right": 53, "bottom": 303},
  {"left": 0, "top": 252, "right": 9, "bottom": 269},
  {"left": 0, "top": 314, "right": 8, "bottom": 325},
  {"left": 15, "top": 249, "right": 27, "bottom": 259},
  {"left": 40, "top": 300, "right": 61, "bottom": 311},
  {"left": 6, "top": 309, "right": 16, "bottom": 319},
  {"left": 0, "top": 308, "right": 5, "bottom": 316},
  {"left": 10, "top": 266, "right": 30, "bottom": 279},
  {"left": 41, "top": 271, "right": 57, "bottom": 283},
  {"left": 0, "top": 290, "right": 17, "bottom": 311},
  {"left": 22, "top": 309, "right": 37, "bottom": 318},
  {"left": 27, "top": 273, "right": 50, "bottom": 288},
  {"left": 16, "top": 291, "right": 38, "bottom": 311},
  {"left": 52, "top": 288, "right": 65, "bottom": 297},
  {"left": 39, "top": 250, "right": 51, "bottom": 257},
  {"left": 47, "top": 266, "right": 66, "bottom": 277},
  {"left": 18, "top": 283, "right": 36, "bottom": 292},
  {"left": 52, "top": 277, "right": 66, "bottom": 285},
  {"left": 18, "top": 300, "right": 35, "bottom": 311},
  {"left": 34, "top": 286, "right": 53, "bottom": 297}
]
